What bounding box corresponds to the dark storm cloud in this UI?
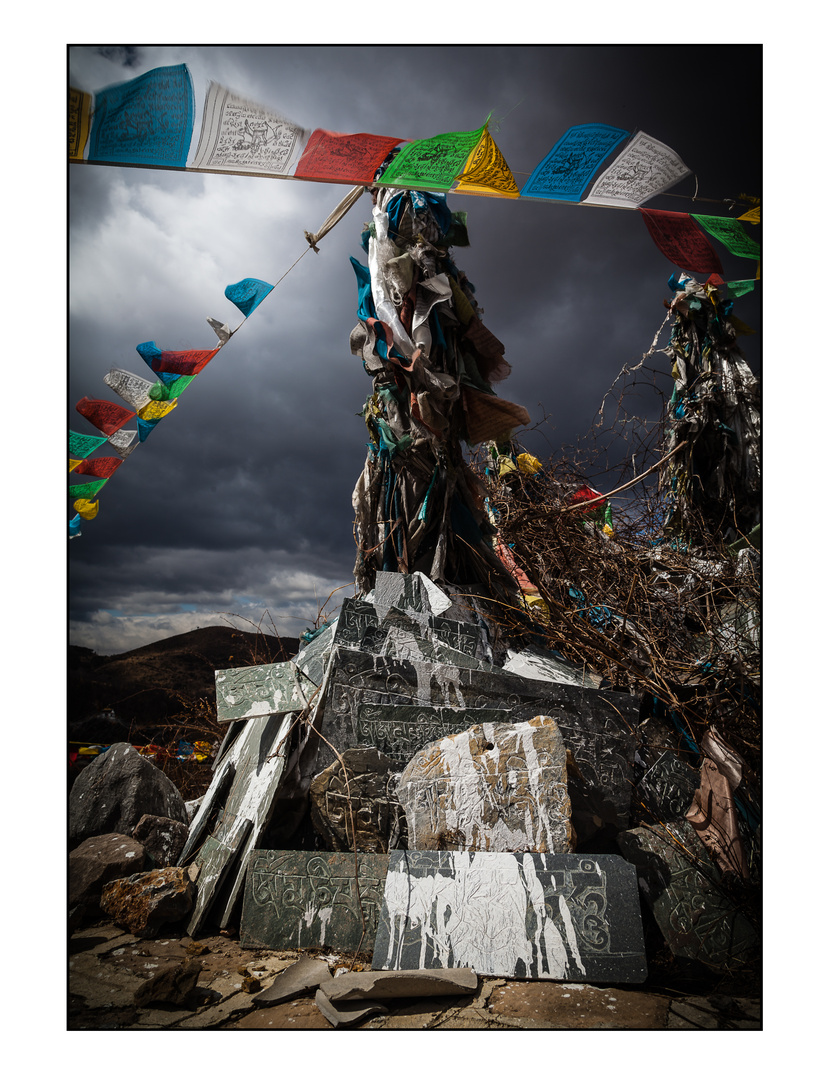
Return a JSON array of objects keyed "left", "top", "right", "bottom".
[{"left": 68, "top": 44, "right": 761, "bottom": 654}]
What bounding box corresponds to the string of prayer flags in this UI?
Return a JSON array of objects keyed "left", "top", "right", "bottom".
[
  {"left": 88, "top": 64, "right": 194, "bottom": 168},
  {"left": 295, "top": 130, "right": 404, "bottom": 185},
  {"left": 454, "top": 129, "right": 519, "bottom": 198},
  {"left": 378, "top": 123, "right": 487, "bottom": 191},
  {"left": 72, "top": 456, "right": 123, "bottom": 479},
  {"left": 76, "top": 397, "right": 136, "bottom": 436},
  {"left": 691, "top": 214, "right": 761, "bottom": 261},
  {"left": 520, "top": 123, "right": 630, "bottom": 202},
  {"left": 585, "top": 131, "right": 691, "bottom": 208},
  {"left": 191, "top": 82, "right": 309, "bottom": 176},
  {"left": 69, "top": 430, "right": 108, "bottom": 458},
  {"left": 73, "top": 499, "right": 100, "bottom": 520},
  {"left": 640, "top": 209, "right": 724, "bottom": 275},
  {"left": 69, "top": 87, "right": 91, "bottom": 161},
  {"left": 225, "top": 278, "right": 274, "bottom": 318}
]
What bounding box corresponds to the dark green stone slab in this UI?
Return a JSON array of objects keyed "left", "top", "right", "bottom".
[
  {"left": 372, "top": 851, "right": 647, "bottom": 984},
  {"left": 636, "top": 749, "right": 700, "bottom": 821},
  {"left": 240, "top": 850, "right": 390, "bottom": 953},
  {"left": 353, "top": 703, "right": 511, "bottom": 767},
  {"left": 214, "top": 661, "right": 317, "bottom": 723}
]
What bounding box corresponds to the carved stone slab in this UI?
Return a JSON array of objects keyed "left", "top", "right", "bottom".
[
  {"left": 372, "top": 851, "right": 647, "bottom": 984},
  {"left": 240, "top": 850, "right": 390, "bottom": 953},
  {"left": 397, "top": 717, "right": 574, "bottom": 853},
  {"left": 318, "top": 646, "right": 639, "bottom": 840},
  {"left": 352, "top": 704, "right": 512, "bottom": 768},
  {"left": 309, "top": 748, "right": 407, "bottom": 853},
  {"left": 617, "top": 820, "right": 758, "bottom": 969},
  {"left": 635, "top": 749, "right": 700, "bottom": 822},
  {"left": 215, "top": 661, "right": 317, "bottom": 723}
]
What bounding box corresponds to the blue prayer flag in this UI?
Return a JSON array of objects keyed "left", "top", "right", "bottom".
[
  {"left": 225, "top": 278, "right": 274, "bottom": 318},
  {"left": 89, "top": 64, "right": 194, "bottom": 168},
  {"left": 521, "top": 124, "right": 630, "bottom": 202}
]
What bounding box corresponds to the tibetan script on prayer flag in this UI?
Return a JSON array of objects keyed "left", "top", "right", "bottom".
[
  {"left": 191, "top": 82, "right": 309, "bottom": 176},
  {"left": 70, "top": 478, "right": 109, "bottom": 500},
  {"left": 378, "top": 125, "right": 486, "bottom": 191},
  {"left": 106, "top": 429, "right": 138, "bottom": 456},
  {"left": 454, "top": 130, "right": 519, "bottom": 198},
  {"left": 691, "top": 215, "right": 761, "bottom": 260},
  {"left": 76, "top": 397, "right": 136, "bottom": 436},
  {"left": 520, "top": 124, "right": 629, "bottom": 202},
  {"left": 641, "top": 210, "right": 724, "bottom": 275},
  {"left": 104, "top": 368, "right": 155, "bottom": 411},
  {"left": 72, "top": 456, "right": 123, "bottom": 479},
  {"left": 69, "top": 430, "right": 109, "bottom": 459},
  {"left": 69, "top": 87, "right": 92, "bottom": 161},
  {"left": 585, "top": 131, "right": 691, "bottom": 208},
  {"left": 150, "top": 349, "right": 217, "bottom": 377},
  {"left": 295, "top": 129, "right": 404, "bottom": 184},
  {"left": 138, "top": 399, "right": 178, "bottom": 421},
  {"left": 88, "top": 64, "right": 194, "bottom": 168}
]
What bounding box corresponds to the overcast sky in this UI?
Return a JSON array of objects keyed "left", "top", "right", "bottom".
[{"left": 67, "top": 44, "right": 762, "bottom": 655}]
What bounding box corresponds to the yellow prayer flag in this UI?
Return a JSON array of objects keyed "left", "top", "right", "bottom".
[
  {"left": 69, "top": 87, "right": 92, "bottom": 161},
  {"left": 69, "top": 458, "right": 82, "bottom": 472},
  {"left": 454, "top": 130, "right": 520, "bottom": 199},
  {"left": 737, "top": 205, "right": 761, "bottom": 224},
  {"left": 138, "top": 398, "right": 178, "bottom": 421},
  {"left": 74, "top": 499, "right": 99, "bottom": 520},
  {"left": 517, "top": 453, "right": 542, "bottom": 475}
]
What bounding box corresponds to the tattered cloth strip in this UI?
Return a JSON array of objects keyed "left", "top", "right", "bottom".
[
  {"left": 641, "top": 209, "right": 723, "bottom": 275},
  {"left": 295, "top": 130, "right": 403, "bottom": 185},
  {"left": 685, "top": 728, "right": 750, "bottom": 879},
  {"left": 76, "top": 397, "right": 136, "bottom": 436},
  {"left": 191, "top": 82, "right": 309, "bottom": 176},
  {"left": 520, "top": 123, "right": 629, "bottom": 202},
  {"left": 378, "top": 124, "right": 486, "bottom": 191},
  {"left": 71, "top": 456, "right": 123, "bottom": 479},
  {"left": 584, "top": 131, "right": 691, "bottom": 208},
  {"left": 454, "top": 129, "right": 519, "bottom": 198},
  {"left": 69, "top": 87, "right": 92, "bottom": 161},
  {"left": 89, "top": 64, "right": 194, "bottom": 168},
  {"left": 462, "top": 386, "right": 531, "bottom": 445}
]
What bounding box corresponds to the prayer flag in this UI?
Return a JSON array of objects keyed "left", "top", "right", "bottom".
[
  {"left": 725, "top": 279, "right": 758, "bottom": 298},
  {"left": 72, "top": 456, "right": 123, "bottom": 479},
  {"left": 69, "top": 515, "right": 82, "bottom": 539},
  {"left": 454, "top": 129, "right": 519, "bottom": 198},
  {"left": 737, "top": 205, "right": 761, "bottom": 224},
  {"left": 88, "top": 64, "right": 194, "bottom": 168},
  {"left": 73, "top": 499, "right": 100, "bottom": 520},
  {"left": 76, "top": 397, "right": 136, "bottom": 436},
  {"left": 69, "top": 87, "right": 92, "bottom": 161},
  {"left": 70, "top": 478, "right": 109, "bottom": 499},
  {"left": 378, "top": 124, "right": 486, "bottom": 191},
  {"left": 149, "top": 374, "right": 194, "bottom": 400},
  {"left": 107, "top": 428, "right": 138, "bottom": 457},
  {"left": 640, "top": 209, "right": 724, "bottom": 275},
  {"left": 137, "top": 399, "right": 178, "bottom": 421},
  {"left": 585, "top": 131, "right": 691, "bottom": 207},
  {"left": 137, "top": 417, "right": 159, "bottom": 442},
  {"left": 104, "top": 368, "right": 155, "bottom": 411},
  {"left": 70, "top": 430, "right": 108, "bottom": 458},
  {"left": 295, "top": 130, "right": 404, "bottom": 184},
  {"left": 520, "top": 123, "right": 629, "bottom": 201},
  {"left": 207, "top": 317, "right": 232, "bottom": 344},
  {"left": 691, "top": 214, "right": 761, "bottom": 260},
  {"left": 69, "top": 459, "right": 82, "bottom": 472},
  {"left": 191, "top": 82, "right": 309, "bottom": 176},
  {"left": 151, "top": 349, "right": 216, "bottom": 376},
  {"left": 225, "top": 279, "right": 273, "bottom": 318}
]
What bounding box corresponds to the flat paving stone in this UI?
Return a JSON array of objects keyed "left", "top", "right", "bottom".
[
  {"left": 489, "top": 982, "right": 670, "bottom": 1029},
  {"left": 315, "top": 988, "right": 388, "bottom": 1028},
  {"left": 228, "top": 997, "right": 333, "bottom": 1029},
  {"left": 326, "top": 967, "right": 478, "bottom": 1001},
  {"left": 178, "top": 991, "right": 255, "bottom": 1029},
  {"left": 252, "top": 955, "right": 332, "bottom": 1005}
]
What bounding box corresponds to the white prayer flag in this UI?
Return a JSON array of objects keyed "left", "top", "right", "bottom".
[
  {"left": 104, "top": 367, "right": 155, "bottom": 411},
  {"left": 584, "top": 131, "right": 691, "bottom": 208}
]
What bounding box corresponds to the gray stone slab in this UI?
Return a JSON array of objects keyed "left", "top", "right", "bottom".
[
  {"left": 309, "top": 748, "right": 407, "bottom": 853},
  {"left": 325, "top": 967, "right": 478, "bottom": 1002},
  {"left": 373, "top": 851, "right": 647, "bottom": 984},
  {"left": 293, "top": 621, "right": 338, "bottom": 685},
  {"left": 318, "top": 646, "right": 639, "bottom": 840},
  {"left": 315, "top": 988, "right": 388, "bottom": 1028},
  {"left": 186, "top": 818, "right": 252, "bottom": 938},
  {"left": 240, "top": 850, "right": 390, "bottom": 953},
  {"left": 635, "top": 749, "right": 700, "bottom": 821},
  {"left": 215, "top": 661, "right": 317, "bottom": 723},
  {"left": 617, "top": 820, "right": 759, "bottom": 970},
  {"left": 252, "top": 956, "right": 332, "bottom": 1006}
]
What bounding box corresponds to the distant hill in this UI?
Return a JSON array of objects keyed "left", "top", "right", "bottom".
[{"left": 68, "top": 625, "right": 299, "bottom": 743}]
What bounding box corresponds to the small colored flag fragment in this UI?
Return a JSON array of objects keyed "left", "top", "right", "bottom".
[
  {"left": 88, "top": 64, "right": 195, "bottom": 168},
  {"left": 378, "top": 124, "right": 487, "bottom": 191},
  {"left": 69, "top": 87, "right": 92, "bottom": 161},
  {"left": 225, "top": 279, "right": 274, "bottom": 318},
  {"left": 585, "top": 131, "right": 691, "bottom": 207},
  {"left": 737, "top": 205, "right": 761, "bottom": 224},
  {"left": 454, "top": 129, "right": 519, "bottom": 198},
  {"left": 73, "top": 499, "right": 99, "bottom": 520},
  {"left": 69, "top": 515, "right": 82, "bottom": 539},
  {"left": 640, "top": 209, "right": 724, "bottom": 275},
  {"left": 520, "top": 123, "right": 629, "bottom": 201},
  {"left": 295, "top": 130, "right": 404, "bottom": 184},
  {"left": 207, "top": 317, "right": 232, "bottom": 344},
  {"left": 691, "top": 214, "right": 761, "bottom": 260}
]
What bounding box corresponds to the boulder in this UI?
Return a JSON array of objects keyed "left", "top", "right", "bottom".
[
  {"left": 69, "top": 832, "right": 147, "bottom": 919},
  {"left": 397, "top": 716, "right": 574, "bottom": 853},
  {"left": 100, "top": 866, "right": 195, "bottom": 938},
  {"left": 69, "top": 742, "right": 189, "bottom": 847},
  {"left": 133, "top": 958, "right": 203, "bottom": 1007},
  {"left": 131, "top": 814, "right": 190, "bottom": 868}
]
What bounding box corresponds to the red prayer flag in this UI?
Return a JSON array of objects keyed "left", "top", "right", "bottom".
[
  {"left": 640, "top": 209, "right": 723, "bottom": 275},
  {"left": 76, "top": 397, "right": 136, "bottom": 436},
  {"left": 295, "top": 129, "right": 404, "bottom": 184},
  {"left": 151, "top": 349, "right": 217, "bottom": 376},
  {"left": 72, "top": 456, "right": 123, "bottom": 478}
]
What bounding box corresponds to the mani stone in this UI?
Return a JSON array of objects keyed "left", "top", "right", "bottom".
[
  {"left": 69, "top": 742, "right": 189, "bottom": 847},
  {"left": 372, "top": 850, "right": 647, "bottom": 984},
  {"left": 240, "top": 850, "right": 390, "bottom": 953},
  {"left": 396, "top": 716, "right": 574, "bottom": 854},
  {"left": 309, "top": 748, "right": 407, "bottom": 853},
  {"left": 617, "top": 820, "right": 759, "bottom": 970}
]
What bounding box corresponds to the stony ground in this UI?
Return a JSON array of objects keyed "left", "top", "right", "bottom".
[{"left": 69, "top": 921, "right": 761, "bottom": 1031}]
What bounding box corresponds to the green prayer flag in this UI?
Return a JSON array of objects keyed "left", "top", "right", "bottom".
[
  {"left": 725, "top": 279, "right": 758, "bottom": 298},
  {"left": 378, "top": 124, "right": 486, "bottom": 191},
  {"left": 70, "top": 478, "right": 108, "bottom": 499},
  {"left": 69, "top": 430, "right": 108, "bottom": 458},
  {"left": 692, "top": 214, "right": 761, "bottom": 260}
]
